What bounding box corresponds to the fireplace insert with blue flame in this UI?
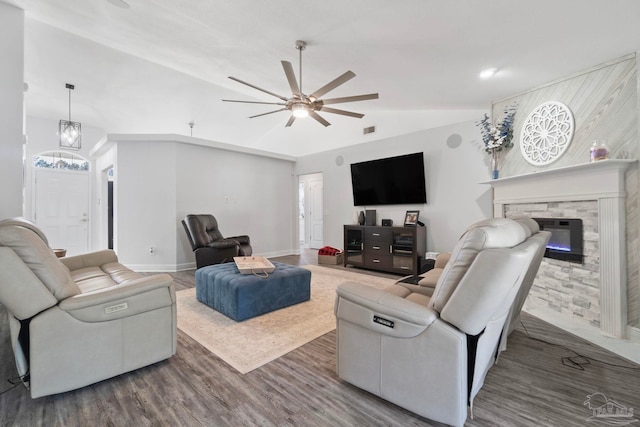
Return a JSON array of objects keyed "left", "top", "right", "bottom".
[{"left": 533, "top": 218, "right": 583, "bottom": 264}]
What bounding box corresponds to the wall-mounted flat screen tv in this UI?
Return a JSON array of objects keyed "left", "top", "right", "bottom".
[{"left": 350, "top": 152, "right": 427, "bottom": 206}]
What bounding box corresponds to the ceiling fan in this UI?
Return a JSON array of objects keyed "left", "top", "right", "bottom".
[{"left": 223, "top": 40, "right": 379, "bottom": 127}]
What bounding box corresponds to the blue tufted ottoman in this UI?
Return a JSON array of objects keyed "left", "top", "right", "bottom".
[{"left": 195, "top": 262, "right": 311, "bottom": 321}]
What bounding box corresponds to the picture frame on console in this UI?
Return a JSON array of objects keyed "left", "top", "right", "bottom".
[{"left": 404, "top": 210, "right": 419, "bottom": 226}]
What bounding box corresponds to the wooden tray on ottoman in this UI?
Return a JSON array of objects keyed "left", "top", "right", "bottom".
[{"left": 233, "top": 256, "right": 276, "bottom": 275}]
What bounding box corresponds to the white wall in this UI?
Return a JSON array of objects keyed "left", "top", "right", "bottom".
[
  {"left": 100, "top": 136, "right": 296, "bottom": 271},
  {"left": 24, "top": 116, "right": 105, "bottom": 163},
  {"left": 175, "top": 143, "right": 296, "bottom": 268},
  {"left": 295, "top": 120, "right": 494, "bottom": 254},
  {"left": 115, "top": 142, "right": 177, "bottom": 271},
  {"left": 0, "top": 3, "right": 24, "bottom": 219}
]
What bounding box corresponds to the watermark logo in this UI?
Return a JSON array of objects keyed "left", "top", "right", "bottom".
[{"left": 584, "top": 392, "right": 638, "bottom": 426}]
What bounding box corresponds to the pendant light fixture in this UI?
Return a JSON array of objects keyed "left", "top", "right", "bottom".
[{"left": 59, "top": 83, "right": 81, "bottom": 150}]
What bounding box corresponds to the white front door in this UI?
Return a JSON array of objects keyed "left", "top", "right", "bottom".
[
  {"left": 35, "top": 168, "right": 89, "bottom": 256},
  {"left": 309, "top": 176, "right": 324, "bottom": 249}
]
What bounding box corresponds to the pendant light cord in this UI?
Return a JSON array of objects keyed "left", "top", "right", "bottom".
[{"left": 65, "top": 83, "right": 75, "bottom": 121}]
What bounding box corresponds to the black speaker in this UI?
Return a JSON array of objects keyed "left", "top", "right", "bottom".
[
  {"left": 382, "top": 219, "right": 393, "bottom": 226},
  {"left": 365, "top": 210, "right": 376, "bottom": 226}
]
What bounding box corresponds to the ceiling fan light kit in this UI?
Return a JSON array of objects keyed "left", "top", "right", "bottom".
[
  {"left": 223, "top": 40, "right": 378, "bottom": 127},
  {"left": 292, "top": 103, "right": 309, "bottom": 118}
]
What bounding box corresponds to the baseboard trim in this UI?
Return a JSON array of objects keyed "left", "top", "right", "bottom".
[
  {"left": 130, "top": 249, "right": 301, "bottom": 273},
  {"left": 130, "top": 264, "right": 179, "bottom": 273},
  {"left": 523, "top": 305, "right": 640, "bottom": 365},
  {"left": 257, "top": 249, "right": 299, "bottom": 258},
  {"left": 176, "top": 262, "right": 196, "bottom": 271}
]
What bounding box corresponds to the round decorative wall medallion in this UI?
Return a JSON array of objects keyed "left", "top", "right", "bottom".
[{"left": 519, "top": 101, "right": 574, "bottom": 166}]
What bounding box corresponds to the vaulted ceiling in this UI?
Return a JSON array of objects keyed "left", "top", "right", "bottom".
[{"left": 6, "top": 0, "right": 640, "bottom": 156}]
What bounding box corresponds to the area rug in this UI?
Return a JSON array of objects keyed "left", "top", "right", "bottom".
[{"left": 176, "top": 265, "right": 397, "bottom": 374}]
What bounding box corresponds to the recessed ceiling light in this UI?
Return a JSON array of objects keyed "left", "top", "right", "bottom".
[
  {"left": 107, "top": 0, "right": 130, "bottom": 9},
  {"left": 479, "top": 68, "right": 498, "bottom": 79}
]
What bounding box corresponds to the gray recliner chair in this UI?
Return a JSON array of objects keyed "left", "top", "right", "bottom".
[
  {"left": 0, "top": 218, "right": 177, "bottom": 398},
  {"left": 334, "top": 217, "right": 550, "bottom": 426}
]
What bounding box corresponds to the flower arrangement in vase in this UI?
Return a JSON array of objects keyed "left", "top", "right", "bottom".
[{"left": 476, "top": 102, "right": 517, "bottom": 179}]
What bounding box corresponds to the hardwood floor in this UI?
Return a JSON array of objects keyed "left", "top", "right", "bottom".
[{"left": 1, "top": 250, "right": 639, "bottom": 426}]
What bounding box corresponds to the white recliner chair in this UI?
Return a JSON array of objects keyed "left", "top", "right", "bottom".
[
  {"left": 0, "top": 218, "right": 177, "bottom": 398},
  {"left": 334, "top": 217, "right": 550, "bottom": 426}
]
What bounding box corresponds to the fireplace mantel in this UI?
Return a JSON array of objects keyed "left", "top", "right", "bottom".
[
  {"left": 481, "top": 159, "right": 636, "bottom": 338},
  {"left": 480, "top": 159, "right": 636, "bottom": 204}
]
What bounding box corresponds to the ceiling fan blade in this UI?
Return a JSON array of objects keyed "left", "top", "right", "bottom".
[
  {"left": 309, "top": 111, "right": 331, "bottom": 127},
  {"left": 281, "top": 61, "right": 300, "bottom": 96},
  {"left": 222, "top": 99, "right": 287, "bottom": 105},
  {"left": 228, "top": 76, "right": 289, "bottom": 101},
  {"left": 319, "top": 106, "right": 364, "bottom": 118},
  {"left": 320, "top": 93, "right": 379, "bottom": 105},
  {"left": 285, "top": 115, "right": 296, "bottom": 127},
  {"left": 309, "top": 70, "right": 356, "bottom": 100},
  {"left": 248, "top": 108, "right": 287, "bottom": 119}
]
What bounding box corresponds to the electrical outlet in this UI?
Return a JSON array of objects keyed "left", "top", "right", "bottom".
[{"left": 149, "top": 246, "right": 156, "bottom": 256}]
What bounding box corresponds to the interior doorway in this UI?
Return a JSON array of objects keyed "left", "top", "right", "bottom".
[
  {"left": 108, "top": 180, "right": 114, "bottom": 249},
  {"left": 101, "top": 166, "right": 115, "bottom": 251},
  {"left": 298, "top": 173, "right": 324, "bottom": 249}
]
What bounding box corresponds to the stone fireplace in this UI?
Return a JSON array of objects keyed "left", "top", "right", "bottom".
[{"left": 484, "top": 160, "right": 635, "bottom": 338}]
